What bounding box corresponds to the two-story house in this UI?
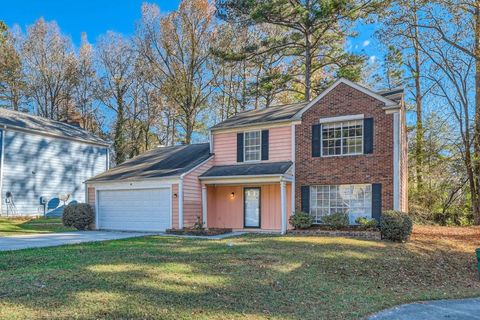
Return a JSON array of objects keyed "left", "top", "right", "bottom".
[{"left": 86, "top": 78, "right": 407, "bottom": 233}]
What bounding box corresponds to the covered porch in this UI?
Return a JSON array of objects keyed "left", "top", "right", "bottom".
[{"left": 199, "top": 162, "right": 294, "bottom": 234}]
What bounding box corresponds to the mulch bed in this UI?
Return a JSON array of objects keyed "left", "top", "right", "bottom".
[
  {"left": 288, "top": 227, "right": 381, "bottom": 240},
  {"left": 166, "top": 228, "right": 233, "bottom": 236}
]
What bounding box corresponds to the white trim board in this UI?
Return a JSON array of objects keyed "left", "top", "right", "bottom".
[{"left": 319, "top": 114, "right": 364, "bottom": 123}]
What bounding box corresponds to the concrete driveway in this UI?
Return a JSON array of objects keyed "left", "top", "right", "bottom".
[
  {"left": 369, "top": 297, "right": 480, "bottom": 319},
  {"left": 0, "top": 231, "right": 154, "bottom": 251}
]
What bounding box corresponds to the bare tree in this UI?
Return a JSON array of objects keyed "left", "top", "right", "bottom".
[
  {"left": 96, "top": 31, "right": 135, "bottom": 164},
  {"left": 22, "top": 18, "right": 76, "bottom": 120},
  {"left": 0, "top": 21, "right": 24, "bottom": 110},
  {"left": 137, "top": 0, "right": 217, "bottom": 144}
]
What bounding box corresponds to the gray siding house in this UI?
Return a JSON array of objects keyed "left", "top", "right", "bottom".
[{"left": 0, "top": 108, "right": 109, "bottom": 216}]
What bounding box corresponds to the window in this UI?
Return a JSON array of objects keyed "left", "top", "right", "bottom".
[
  {"left": 244, "top": 131, "right": 261, "bottom": 162},
  {"left": 322, "top": 120, "right": 363, "bottom": 156},
  {"left": 310, "top": 184, "right": 372, "bottom": 224}
]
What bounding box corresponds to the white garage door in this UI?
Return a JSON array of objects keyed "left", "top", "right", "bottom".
[{"left": 97, "top": 188, "right": 171, "bottom": 232}]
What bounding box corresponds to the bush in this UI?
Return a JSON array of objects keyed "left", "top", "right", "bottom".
[
  {"left": 322, "top": 212, "right": 349, "bottom": 229},
  {"left": 380, "top": 210, "right": 412, "bottom": 242},
  {"left": 289, "top": 211, "right": 314, "bottom": 229},
  {"left": 355, "top": 217, "right": 378, "bottom": 230},
  {"left": 62, "top": 203, "right": 94, "bottom": 231}
]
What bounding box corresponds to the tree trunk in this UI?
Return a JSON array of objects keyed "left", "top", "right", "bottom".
[
  {"left": 413, "top": 4, "right": 424, "bottom": 195},
  {"left": 473, "top": 3, "right": 480, "bottom": 224},
  {"left": 304, "top": 33, "right": 312, "bottom": 102}
]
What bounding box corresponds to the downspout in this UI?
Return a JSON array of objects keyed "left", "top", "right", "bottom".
[
  {"left": 178, "top": 176, "right": 184, "bottom": 229},
  {"left": 393, "top": 112, "right": 400, "bottom": 210},
  {"left": 0, "top": 126, "right": 5, "bottom": 215},
  {"left": 291, "top": 123, "right": 296, "bottom": 215}
]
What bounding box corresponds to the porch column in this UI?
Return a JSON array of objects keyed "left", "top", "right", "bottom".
[
  {"left": 280, "top": 181, "right": 287, "bottom": 234},
  {"left": 202, "top": 184, "right": 208, "bottom": 228}
]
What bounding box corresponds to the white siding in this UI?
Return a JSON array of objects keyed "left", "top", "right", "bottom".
[{"left": 1, "top": 129, "right": 107, "bottom": 216}]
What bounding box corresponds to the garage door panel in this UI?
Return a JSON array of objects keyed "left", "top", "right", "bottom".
[{"left": 98, "top": 188, "right": 171, "bottom": 232}]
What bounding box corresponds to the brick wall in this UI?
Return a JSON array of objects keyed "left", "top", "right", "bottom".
[{"left": 295, "top": 83, "right": 395, "bottom": 212}]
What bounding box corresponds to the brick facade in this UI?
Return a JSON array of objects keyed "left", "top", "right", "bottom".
[{"left": 295, "top": 83, "right": 396, "bottom": 213}]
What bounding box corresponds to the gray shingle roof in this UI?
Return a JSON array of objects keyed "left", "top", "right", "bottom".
[
  {"left": 87, "top": 143, "right": 212, "bottom": 182},
  {"left": 210, "top": 102, "right": 308, "bottom": 130},
  {"left": 0, "top": 108, "right": 108, "bottom": 145},
  {"left": 200, "top": 161, "right": 293, "bottom": 178},
  {"left": 210, "top": 83, "right": 403, "bottom": 131}
]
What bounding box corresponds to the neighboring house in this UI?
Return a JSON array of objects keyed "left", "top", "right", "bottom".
[
  {"left": 0, "top": 108, "right": 109, "bottom": 217},
  {"left": 86, "top": 78, "right": 407, "bottom": 233}
]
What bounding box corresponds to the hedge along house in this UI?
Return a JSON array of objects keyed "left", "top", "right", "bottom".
[
  {"left": 86, "top": 78, "right": 408, "bottom": 234},
  {"left": 0, "top": 108, "right": 109, "bottom": 217}
]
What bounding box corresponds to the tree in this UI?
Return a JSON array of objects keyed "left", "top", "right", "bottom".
[
  {"left": 72, "top": 33, "right": 102, "bottom": 134},
  {"left": 22, "top": 18, "right": 76, "bottom": 120},
  {"left": 378, "top": 0, "right": 426, "bottom": 197},
  {"left": 415, "top": 0, "right": 480, "bottom": 223},
  {"left": 96, "top": 32, "right": 135, "bottom": 164},
  {"left": 216, "top": 0, "right": 381, "bottom": 101},
  {"left": 137, "top": 0, "right": 217, "bottom": 144},
  {"left": 0, "top": 21, "right": 24, "bottom": 110}
]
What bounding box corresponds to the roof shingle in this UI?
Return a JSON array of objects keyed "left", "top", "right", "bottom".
[
  {"left": 0, "top": 108, "right": 107, "bottom": 145},
  {"left": 87, "top": 143, "right": 212, "bottom": 182},
  {"left": 200, "top": 161, "right": 293, "bottom": 178}
]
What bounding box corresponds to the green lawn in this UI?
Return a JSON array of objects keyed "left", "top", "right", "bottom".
[
  {"left": 0, "top": 226, "right": 479, "bottom": 319},
  {"left": 0, "top": 217, "right": 75, "bottom": 236}
]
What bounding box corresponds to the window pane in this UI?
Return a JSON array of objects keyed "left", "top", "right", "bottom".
[
  {"left": 321, "top": 119, "right": 363, "bottom": 156},
  {"left": 310, "top": 184, "right": 372, "bottom": 224},
  {"left": 244, "top": 131, "right": 261, "bottom": 161}
]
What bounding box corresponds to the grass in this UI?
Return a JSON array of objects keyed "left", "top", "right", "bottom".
[
  {"left": 0, "top": 217, "right": 75, "bottom": 236},
  {"left": 0, "top": 226, "right": 479, "bottom": 319}
]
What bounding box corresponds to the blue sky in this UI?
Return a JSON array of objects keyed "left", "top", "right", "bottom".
[{"left": 2, "top": 0, "right": 379, "bottom": 60}]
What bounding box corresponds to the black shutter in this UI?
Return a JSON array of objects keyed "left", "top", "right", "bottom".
[
  {"left": 312, "top": 124, "right": 321, "bottom": 157},
  {"left": 237, "top": 133, "right": 244, "bottom": 163},
  {"left": 261, "top": 130, "right": 269, "bottom": 160},
  {"left": 301, "top": 186, "right": 310, "bottom": 213},
  {"left": 372, "top": 183, "right": 382, "bottom": 222},
  {"left": 364, "top": 118, "right": 374, "bottom": 154}
]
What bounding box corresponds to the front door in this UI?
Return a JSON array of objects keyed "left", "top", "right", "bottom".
[{"left": 244, "top": 187, "right": 260, "bottom": 228}]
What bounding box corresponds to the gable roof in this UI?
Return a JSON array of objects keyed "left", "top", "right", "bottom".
[
  {"left": 0, "top": 108, "right": 108, "bottom": 146},
  {"left": 86, "top": 143, "right": 212, "bottom": 183},
  {"left": 210, "top": 78, "right": 400, "bottom": 131},
  {"left": 199, "top": 161, "right": 293, "bottom": 179},
  {"left": 210, "top": 102, "right": 308, "bottom": 130}
]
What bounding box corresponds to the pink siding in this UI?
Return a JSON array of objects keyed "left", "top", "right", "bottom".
[
  {"left": 207, "top": 183, "right": 292, "bottom": 231},
  {"left": 182, "top": 157, "right": 214, "bottom": 227},
  {"left": 172, "top": 184, "right": 179, "bottom": 229},
  {"left": 269, "top": 126, "right": 293, "bottom": 162},
  {"left": 212, "top": 125, "right": 292, "bottom": 165},
  {"left": 212, "top": 132, "right": 237, "bottom": 165}
]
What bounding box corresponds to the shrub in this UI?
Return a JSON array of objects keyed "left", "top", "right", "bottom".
[
  {"left": 380, "top": 210, "right": 413, "bottom": 242},
  {"left": 62, "top": 203, "right": 94, "bottom": 231},
  {"left": 322, "top": 212, "right": 349, "bottom": 229},
  {"left": 289, "top": 211, "right": 314, "bottom": 229},
  {"left": 355, "top": 217, "right": 378, "bottom": 230},
  {"left": 193, "top": 215, "right": 205, "bottom": 230}
]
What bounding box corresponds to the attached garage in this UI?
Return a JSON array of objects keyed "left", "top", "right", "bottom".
[
  {"left": 97, "top": 188, "right": 171, "bottom": 232},
  {"left": 85, "top": 143, "right": 212, "bottom": 232}
]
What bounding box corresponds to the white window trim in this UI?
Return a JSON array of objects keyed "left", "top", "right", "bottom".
[
  {"left": 319, "top": 114, "right": 364, "bottom": 123},
  {"left": 309, "top": 184, "right": 373, "bottom": 224},
  {"left": 320, "top": 120, "right": 364, "bottom": 157},
  {"left": 243, "top": 130, "right": 262, "bottom": 162}
]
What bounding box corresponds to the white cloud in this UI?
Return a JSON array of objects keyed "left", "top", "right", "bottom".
[
  {"left": 369, "top": 55, "right": 376, "bottom": 63},
  {"left": 362, "top": 40, "right": 371, "bottom": 47}
]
